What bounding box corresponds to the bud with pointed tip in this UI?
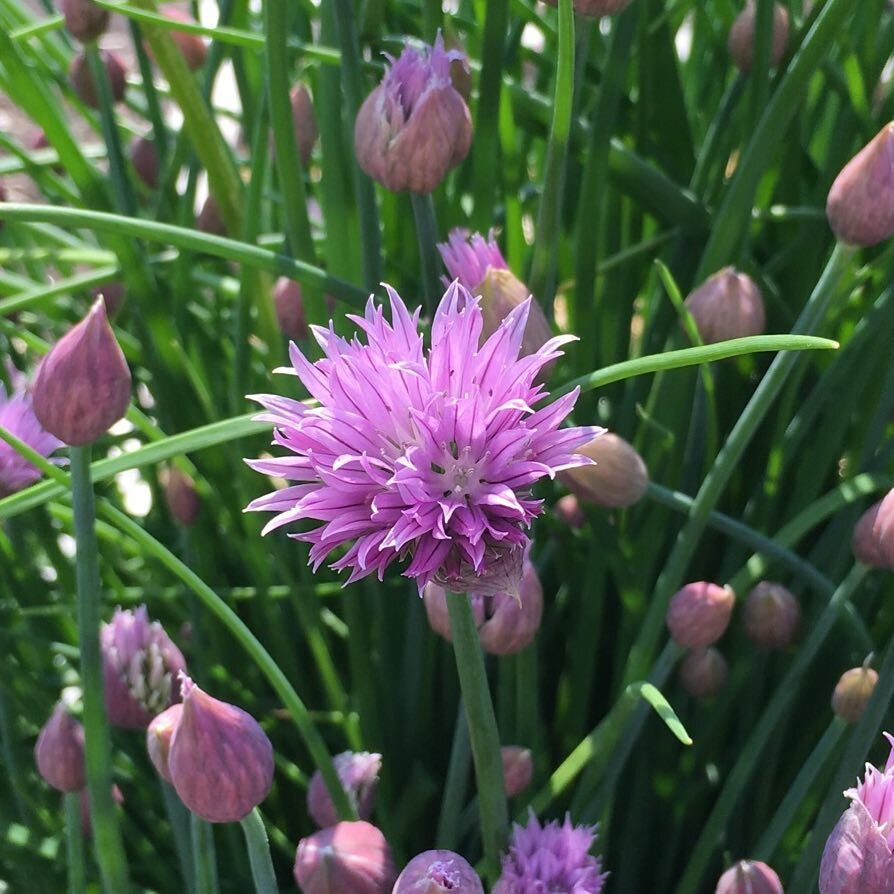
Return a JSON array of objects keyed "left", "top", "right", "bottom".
[
  {"left": 355, "top": 35, "right": 472, "bottom": 194},
  {"left": 32, "top": 297, "right": 131, "bottom": 445},
  {"left": 743, "top": 581, "right": 800, "bottom": 648},
  {"left": 559, "top": 432, "right": 648, "bottom": 508},
  {"left": 131, "top": 136, "right": 159, "bottom": 190},
  {"left": 61, "top": 0, "right": 110, "bottom": 43},
  {"left": 667, "top": 582, "right": 735, "bottom": 649},
  {"left": 554, "top": 493, "right": 586, "bottom": 530},
  {"left": 290, "top": 85, "right": 318, "bottom": 166},
  {"left": 827, "top": 124, "right": 894, "bottom": 248},
  {"left": 69, "top": 49, "right": 127, "bottom": 109},
  {"left": 715, "top": 860, "right": 783, "bottom": 894},
  {"left": 307, "top": 751, "right": 382, "bottom": 829},
  {"left": 293, "top": 821, "right": 397, "bottom": 894},
  {"left": 273, "top": 277, "right": 309, "bottom": 341},
  {"left": 679, "top": 648, "right": 728, "bottom": 699},
  {"left": 147, "top": 703, "right": 182, "bottom": 783},
  {"left": 393, "top": 849, "right": 484, "bottom": 894},
  {"left": 90, "top": 281, "right": 125, "bottom": 317},
  {"left": 34, "top": 702, "right": 85, "bottom": 792},
  {"left": 501, "top": 746, "right": 533, "bottom": 798},
  {"left": 168, "top": 674, "right": 273, "bottom": 822},
  {"left": 79, "top": 784, "right": 124, "bottom": 838},
  {"left": 683, "top": 267, "right": 766, "bottom": 345},
  {"left": 832, "top": 666, "right": 879, "bottom": 724},
  {"left": 162, "top": 467, "right": 200, "bottom": 527},
  {"left": 156, "top": 5, "right": 207, "bottom": 71},
  {"left": 728, "top": 2, "right": 790, "bottom": 74}
]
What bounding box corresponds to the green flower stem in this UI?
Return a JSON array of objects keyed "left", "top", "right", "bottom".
[
  {"left": 528, "top": 0, "right": 574, "bottom": 304},
  {"left": 63, "top": 791, "right": 86, "bottom": 894},
  {"left": 160, "top": 780, "right": 195, "bottom": 894},
  {"left": 240, "top": 809, "right": 278, "bottom": 894},
  {"left": 190, "top": 813, "right": 219, "bottom": 894},
  {"left": 446, "top": 593, "right": 508, "bottom": 885},
  {"left": 70, "top": 446, "right": 131, "bottom": 894},
  {"left": 435, "top": 703, "right": 472, "bottom": 850},
  {"left": 410, "top": 192, "right": 441, "bottom": 314}
]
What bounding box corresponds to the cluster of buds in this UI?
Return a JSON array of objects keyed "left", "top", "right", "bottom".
[
  {"left": 715, "top": 860, "right": 783, "bottom": 894},
  {"left": 683, "top": 268, "right": 766, "bottom": 345},
  {"left": 560, "top": 432, "right": 648, "bottom": 509},
  {"left": 727, "top": 2, "right": 790, "bottom": 73},
  {"left": 852, "top": 490, "right": 894, "bottom": 569}
]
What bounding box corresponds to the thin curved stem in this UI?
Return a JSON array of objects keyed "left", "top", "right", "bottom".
[{"left": 240, "top": 809, "right": 278, "bottom": 894}]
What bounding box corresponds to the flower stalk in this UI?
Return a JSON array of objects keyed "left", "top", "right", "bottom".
[
  {"left": 240, "top": 808, "right": 278, "bottom": 894},
  {"left": 64, "top": 791, "right": 87, "bottom": 894}
]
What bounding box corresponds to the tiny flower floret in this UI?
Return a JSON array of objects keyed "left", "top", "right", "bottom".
[
  {"left": 439, "top": 228, "right": 509, "bottom": 292},
  {"left": 0, "top": 382, "right": 63, "bottom": 498},
  {"left": 848, "top": 733, "right": 894, "bottom": 848},
  {"left": 246, "top": 283, "right": 596, "bottom": 593}
]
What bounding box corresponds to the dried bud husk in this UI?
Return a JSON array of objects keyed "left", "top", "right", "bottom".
[
  {"left": 727, "top": 2, "right": 790, "bottom": 73},
  {"left": 32, "top": 297, "right": 131, "bottom": 445},
  {"left": 157, "top": 5, "right": 207, "bottom": 71},
  {"left": 290, "top": 85, "right": 318, "bottom": 166},
  {"left": 715, "top": 860, "right": 784, "bottom": 894},
  {"left": 827, "top": 124, "right": 894, "bottom": 248},
  {"left": 293, "top": 821, "right": 397, "bottom": 894},
  {"left": 69, "top": 49, "right": 127, "bottom": 109},
  {"left": 501, "top": 746, "right": 533, "bottom": 798},
  {"left": 147, "top": 703, "right": 182, "bottom": 783},
  {"left": 832, "top": 666, "right": 879, "bottom": 724},
  {"left": 163, "top": 467, "right": 200, "bottom": 526},
  {"left": 554, "top": 493, "right": 586, "bottom": 530},
  {"left": 306, "top": 751, "right": 382, "bottom": 829},
  {"left": 168, "top": 674, "right": 274, "bottom": 822},
  {"left": 60, "top": 0, "right": 110, "bottom": 43},
  {"left": 196, "top": 195, "right": 226, "bottom": 236},
  {"left": 559, "top": 432, "right": 648, "bottom": 508},
  {"left": 34, "top": 702, "right": 85, "bottom": 792},
  {"left": 542, "top": 0, "right": 633, "bottom": 15},
  {"left": 131, "top": 136, "right": 159, "bottom": 190},
  {"left": 683, "top": 267, "right": 766, "bottom": 344},
  {"left": 679, "top": 648, "right": 728, "bottom": 699},
  {"left": 667, "top": 582, "right": 735, "bottom": 649},
  {"left": 743, "top": 581, "right": 800, "bottom": 649},
  {"left": 273, "top": 277, "right": 309, "bottom": 341},
  {"left": 392, "top": 849, "right": 484, "bottom": 894}
]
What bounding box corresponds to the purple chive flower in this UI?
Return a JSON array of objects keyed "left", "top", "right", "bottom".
[
  {"left": 438, "top": 229, "right": 509, "bottom": 289},
  {"left": 820, "top": 732, "right": 894, "bottom": 894},
  {"left": 246, "top": 283, "right": 596, "bottom": 594},
  {"left": 494, "top": 812, "right": 608, "bottom": 894},
  {"left": 0, "top": 381, "right": 63, "bottom": 498}
]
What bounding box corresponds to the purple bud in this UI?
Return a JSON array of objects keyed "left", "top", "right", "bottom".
[
  {"left": 273, "top": 277, "right": 309, "bottom": 341},
  {"left": 168, "top": 674, "right": 273, "bottom": 822},
  {"left": 554, "top": 494, "right": 586, "bottom": 530},
  {"left": 543, "top": 0, "right": 633, "bottom": 15},
  {"left": 743, "top": 582, "right": 800, "bottom": 648},
  {"left": 34, "top": 702, "right": 85, "bottom": 792},
  {"left": 293, "top": 821, "right": 397, "bottom": 894},
  {"left": 291, "top": 85, "right": 318, "bottom": 167},
  {"left": 155, "top": 5, "right": 207, "bottom": 71},
  {"left": 501, "top": 746, "right": 534, "bottom": 798},
  {"left": 146, "top": 703, "right": 182, "bottom": 783},
  {"left": 306, "top": 751, "right": 382, "bottom": 829},
  {"left": 683, "top": 267, "right": 766, "bottom": 345},
  {"left": 727, "top": 2, "right": 790, "bottom": 73},
  {"left": 196, "top": 195, "right": 226, "bottom": 236},
  {"left": 69, "top": 49, "right": 127, "bottom": 109},
  {"left": 79, "top": 784, "right": 124, "bottom": 838},
  {"left": 715, "top": 860, "right": 783, "bottom": 894},
  {"left": 162, "top": 467, "right": 200, "bottom": 527},
  {"left": 90, "top": 281, "right": 125, "bottom": 317},
  {"left": 355, "top": 36, "right": 472, "bottom": 194},
  {"left": 559, "top": 432, "right": 648, "bottom": 508},
  {"left": 679, "top": 648, "right": 728, "bottom": 699},
  {"left": 667, "top": 582, "right": 735, "bottom": 650},
  {"left": 60, "top": 0, "right": 110, "bottom": 43},
  {"left": 32, "top": 297, "right": 131, "bottom": 445},
  {"left": 0, "top": 180, "right": 6, "bottom": 229},
  {"left": 871, "top": 489, "right": 894, "bottom": 568},
  {"left": 852, "top": 500, "right": 888, "bottom": 568},
  {"left": 832, "top": 666, "right": 879, "bottom": 724},
  {"left": 393, "top": 849, "right": 484, "bottom": 894},
  {"left": 100, "top": 605, "right": 186, "bottom": 728},
  {"left": 131, "top": 136, "right": 159, "bottom": 190}
]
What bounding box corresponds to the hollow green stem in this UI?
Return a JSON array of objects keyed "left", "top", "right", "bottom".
[
  {"left": 70, "top": 446, "right": 130, "bottom": 894},
  {"left": 240, "top": 809, "right": 278, "bottom": 894},
  {"left": 190, "top": 813, "right": 219, "bottom": 894},
  {"left": 64, "top": 791, "right": 87, "bottom": 894},
  {"left": 436, "top": 703, "right": 472, "bottom": 850},
  {"left": 446, "top": 593, "right": 508, "bottom": 884},
  {"left": 410, "top": 193, "right": 441, "bottom": 314}
]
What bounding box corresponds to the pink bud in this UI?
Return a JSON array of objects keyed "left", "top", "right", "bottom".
[
  {"left": 90, "top": 281, "right": 125, "bottom": 317},
  {"left": 832, "top": 666, "right": 879, "bottom": 724},
  {"left": 156, "top": 5, "right": 207, "bottom": 71},
  {"left": 131, "top": 136, "right": 159, "bottom": 190},
  {"left": 501, "top": 746, "right": 533, "bottom": 798},
  {"left": 79, "top": 784, "right": 124, "bottom": 838},
  {"left": 307, "top": 751, "right": 382, "bottom": 829},
  {"left": 743, "top": 582, "right": 800, "bottom": 648},
  {"left": 871, "top": 489, "right": 894, "bottom": 568},
  {"left": 666, "top": 582, "right": 735, "bottom": 649},
  {"left": 196, "top": 195, "right": 226, "bottom": 236},
  {"left": 554, "top": 494, "right": 586, "bottom": 530},
  {"left": 291, "top": 85, "right": 318, "bottom": 166},
  {"left": 147, "top": 703, "right": 182, "bottom": 783},
  {"left": 293, "top": 821, "right": 396, "bottom": 894},
  {"left": 853, "top": 500, "right": 887, "bottom": 567},
  {"left": 559, "top": 432, "right": 649, "bottom": 509},
  {"left": 61, "top": 0, "right": 110, "bottom": 43},
  {"left": 542, "top": 0, "right": 633, "bottom": 15},
  {"left": 162, "top": 467, "right": 200, "bottom": 526},
  {"left": 32, "top": 297, "right": 131, "bottom": 445},
  {"left": 683, "top": 267, "right": 766, "bottom": 344},
  {"left": 715, "top": 860, "right": 783, "bottom": 894},
  {"left": 69, "top": 49, "right": 127, "bottom": 109},
  {"left": 679, "top": 648, "right": 728, "bottom": 699},
  {"left": 392, "top": 849, "right": 484, "bottom": 894},
  {"left": 727, "top": 2, "right": 790, "bottom": 74},
  {"left": 168, "top": 674, "right": 273, "bottom": 822},
  {"left": 273, "top": 278, "right": 309, "bottom": 341},
  {"left": 34, "top": 702, "right": 85, "bottom": 792}
]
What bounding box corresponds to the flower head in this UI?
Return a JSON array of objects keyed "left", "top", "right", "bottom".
[
  {"left": 246, "top": 283, "right": 595, "bottom": 594},
  {"left": 0, "top": 381, "right": 63, "bottom": 498},
  {"left": 393, "top": 850, "right": 484, "bottom": 893},
  {"left": 307, "top": 750, "right": 382, "bottom": 829},
  {"left": 494, "top": 812, "right": 607, "bottom": 894}
]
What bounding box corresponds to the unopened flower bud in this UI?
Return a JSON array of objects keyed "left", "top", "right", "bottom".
[
  {"left": 307, "top": 751, "right": 382, "bottom": 829},
  {"left": 667, "top": 582, "right": 735, "bottom": 649},
  {"left": 715, "top": 860, "right": 783, "bottom": 894},
  {"left": 79, "top": 784, "right": 124, "bottom": 838},
  {"left": 827, "top": 124, "right": 894, "bottom": 248},
  {"left": 162, "top": 467, "right": 200, "bottom": 526},
  {"left": 293, "top": 821, "right": 396, "bottom": 894},
  {"left": 683, "top": 267, "right": 765, "bottom": 344},
  {"left": 501, "top": 746, "right": 533, "bottom": 798},
  {"left": 147, "top": 703, "right": 182, "bottom": 782},
  {"left": 131, "top": 136, "right": 159, "bottom": 190},
  {"left": 743, "top": 581, "right": 800, "bottom": 648},
  {"left": 290, "top": 85, "right": 318, "bottom": 166},
  {"left": 156, "top": 5, "right": 207, "bottom": 71},
  {"left": 34, "top": 702, "right": 85, "bottom": 792},
  {"left": 355, "top": 36, "right": 472, "bottom": 194},
  {"left": 61, "top": 0, "right": 110, "bottom": 43},
  {"left": 101, "top": 605, "right": 186, "bottom": 728},
  {"left": 0, "top": 181, "right": 6, "bottom": 229},
  {"left": 196, "top": 195, "right": 226, "bottom": 236},
  {"left": 90, "top": 281, "right": 125, "bottom": 316},
  {"left": 273, "top": 277, "right": 309, "bottom": 341},
  {"left": 393, "top": 849, "right": 484, "bottom": 894},
  {"left": 543, "top": 0, "right": 633, "bottom": 15},
  {"left": 852, "top": 500, "right": 886, "bottom": 568},
  {"left": 871, "top": 489, "right": 894, "bottom": 569},
  {"left": 168, "top": 674, "right": 273, "bottom": 822},
  {"left": 832, "top": 666, "right": 879, "bottom": 724},
  {"left": 69, "top": 49, "right": 127, "bottom": 109},
  {"left": 728, "top": 2, "right": 790, "bottom": 73},
  {"left": 554, "top": 494, "right": 586, "bottom": 530},
  {"left": 559, "top": 432, "right": 648, "bottom": 508},
  {"left": 32, "top": 297, "right": 131, "bottom": 445},
  {"left": 679, "top": 648, "right": 728, "bottom": 699}
]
